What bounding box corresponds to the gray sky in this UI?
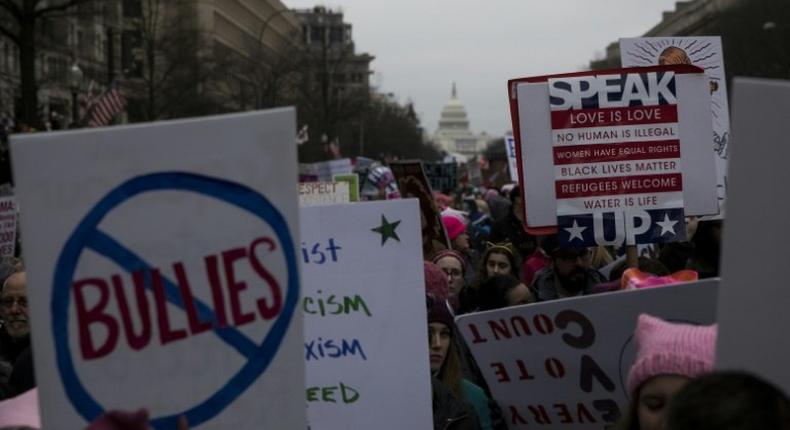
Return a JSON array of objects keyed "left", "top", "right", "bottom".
[{"left": 285, "top": 0, "right": 682, "bottom": 137}]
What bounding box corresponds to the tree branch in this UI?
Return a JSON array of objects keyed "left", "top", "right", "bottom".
[{"left": 34, "top": 0, "right": 93, "bottom": 18}]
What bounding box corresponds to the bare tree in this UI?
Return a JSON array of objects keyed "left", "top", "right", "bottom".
[{"left": 0, "top": 0, "right": 94, "bottom": 125}]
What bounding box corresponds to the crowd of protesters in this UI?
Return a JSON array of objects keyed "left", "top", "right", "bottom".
[{"left": 0, "top": 177, "right": 785, "bottom": 430}]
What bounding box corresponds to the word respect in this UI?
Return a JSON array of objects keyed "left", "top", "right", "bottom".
[{"left": 73, "top": 236, "right": 285, "bottom": 360}]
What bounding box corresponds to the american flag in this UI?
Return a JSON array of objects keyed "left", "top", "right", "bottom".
[{"left": 87, "top": 86, "right": 126, "bottom": 127}]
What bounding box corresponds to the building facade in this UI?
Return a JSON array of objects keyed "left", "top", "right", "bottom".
[
  {"left": 590, "top": 0, "right": 742, "bottom": 70},
  {"left": 432, "top": 83, "right": 488, "bottom": 161}
]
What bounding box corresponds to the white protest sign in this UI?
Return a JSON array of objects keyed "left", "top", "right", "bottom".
[
  {"left": 457, "top": 280, "right": 718, "bottom": 429},
  {"left": 312, "top": 159, "right": 353, "bottom": 182},
  {"left": 514, "top": 65, "right": 717, "bottom": 232},
  {"left": 298, "top": 181, "right": 350, "bottom": 207},
  {"left": 0, "top": 195, "right": 16, "bottom": 257},
  {"left": 621, "top": 37, "right": 730, "bottom": 215},
  {"left": 11, "top": 109, "right": 304, "bottom": 429},
  {"left": 505, "top": 137, "right": 519, "bottom": 182},
  {"left": 716, "top": 78, "right": 790, "bottom": 393},
  {"left": 300, "top": 199, "right": 433, "bottom": 429}
]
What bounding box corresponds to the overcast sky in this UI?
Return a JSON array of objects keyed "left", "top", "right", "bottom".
[{"left": 285, "top": 0, "right": 683, "bottom": 137}]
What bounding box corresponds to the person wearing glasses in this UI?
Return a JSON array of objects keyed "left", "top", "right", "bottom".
[
  {"left": 0, "top": 269, "right": 32, "bottom": 399},
  {"left": 530, "top": 235, "right": 606, "bottom": 302}
]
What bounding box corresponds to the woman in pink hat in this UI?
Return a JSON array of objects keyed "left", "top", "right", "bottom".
[{"left": 615, "top": 314, "right": 717, "bottom": 430}]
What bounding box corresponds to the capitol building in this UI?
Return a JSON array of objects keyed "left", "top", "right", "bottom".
[{"left": 432, "top": 84, "right": 489, "bottom": 162}]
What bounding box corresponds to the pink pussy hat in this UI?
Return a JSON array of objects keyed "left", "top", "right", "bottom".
[{"left": 627, "top": 313, "right": 717, "bottom": 395}]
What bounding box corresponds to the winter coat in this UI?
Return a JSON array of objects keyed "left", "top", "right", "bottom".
[{"left": 433, "top": 377, "right": 482, "bottom": 430}]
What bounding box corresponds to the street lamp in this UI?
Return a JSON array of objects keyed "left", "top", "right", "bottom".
[{"left": 69, "top": 62, "right": 83, "bottom": 125}]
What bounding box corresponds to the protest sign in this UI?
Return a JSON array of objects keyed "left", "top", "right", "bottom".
[
  {"left": 10, "top": 109, "right": 304, "bottom": 429},
  {"left": 548, "top": 69, "right": 687, "bottom": 246},
  {"left": 467, "top": 159, "right": 483, "bottom": 187},
  {"left": 311, "top": 158, "right": 353, "bottom": 181},
  {"left": 505, "top": 137, "right": 519, "bottom": 183},
  {"left": 509, "top": 65, "right": 718, "bottom": 239},
  {"left": 300, "top": 199, "right": 432, "bottom": 429},
  {"left": 390, "top": 161, "right": 449, "bottom": 258},
  {"left": 621, "top": 37, "right": 729, "bottom": 215},
  {"left": 298, "top": 181, "right": 350, "bottom": 207},
  {"left": 332, "top": 173, "right": 360, "bottom": 202},
  {"left": 0, "top": 195, "right": 17, "bottom": 257},
  {"left": 457, "top": 280, "right": 718, "bottom": 429},
  {"left": 424, "top": 162, "right": 459, "bottom": 193},
  {"left": 716, "top": 78, "right": 790, "bottom": 393}
]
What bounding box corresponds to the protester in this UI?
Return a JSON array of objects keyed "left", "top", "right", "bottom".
[
  {"left": 686, "top": 219, "right": 722, "bottom": 279},
  {"left": 529, "top": 236, "right": 607, "bottom": 302},
  {"left": 427, "top": 286, "right": 490, "bottom": 429},
  {"left": 521, "top": 236, "right": 551, "bottom": 287},
  {"left": 432, "top": 249, "right": 468, "bottom": 300},
  {"left": 0, "top": 270, "right": 32, "bottom": 399},
  {"left": 488, "top": 185, "right": 536, "bottom": 259},
  {"left": 460, "top": 242, "right": 520, "bottom": 313},
  {"left": 615, "top": 314, "right": 717, "bottom": 430},
  {"left": 424, "top": 262, "right": 486, "bottom": 429},
  {"left": 666, "top": 371, "right": 790, "bottom": 430},
  {"left": 442, "top": 214, "right": 471, "bottom": 254},
  {"left": 476, "top": 274, "right": 532, "bottom": 311},
  {"left": 482, "top": 189, "right": 510, "bottom": 223}
]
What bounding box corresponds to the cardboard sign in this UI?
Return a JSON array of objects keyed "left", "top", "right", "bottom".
[
  {"left": 10, "top": 110, "right": 304, "bottom": 429},
  {"left": 621, "top": 37, "right": 729, "bottom": 215},
  {"left": 457, "top": 280, "right": 718, "bottom": 429},
  {"left": 505, "top": 137, "right": 519, "bottom": 182},
  {"left": 389, "top": 161, "right": 450, "bottom": 258},
  {"left": 0, "top": 195, "right": 17, "bottom": 257},
  {"left": 509, "top": 65, "right": 717, "bottom": 235},
  {"left": 298, "top": 182, "right": 351, "bottom": 207},
  {"left": 424, "top": 162, "right": 459, "bottom": 193},
  {"left": 467, "top": 160, "right": 483, "bottom": 187},
  {"left": 548, "top": 70, "right": 686, "bottom": 246},
  {"left": 716, "top": 78, "right": 790, "bottom": 393},
  {"left": 301, "top": 200, "right": 432, "bottom": 429},
  {"left": 332, "top": 173, "right": 360, "bottom": 202}
]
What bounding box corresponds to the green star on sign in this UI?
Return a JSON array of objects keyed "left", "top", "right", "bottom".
[{"left": 371, "top": 214, "right": 401, "bottom": 245}]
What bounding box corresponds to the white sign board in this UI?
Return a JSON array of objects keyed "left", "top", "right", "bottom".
[
  {"left": 0, "top": 195, "right": 16, "bottom": 257},
  {"left": 514, "top": 66, "right": 717, "bottom": 229},
  {"left": 621, "top": 37, "right": 730, "bottom": 214},
  {"left": 301, "top": 200, "right": 433, "bottom": 429},
  {"left": 11, "top": 110, "right": 304, "bottom": 429},
  {"left": 298, "top": 182, "right": 351, "bottom": 207},
  {"left": 716, "top": 78, "right": 790, "bottom": 393},
  {"left": 457, "top": 280, "right": 718, "bottom": 429},
  {"left": 312, "top": 159, "right": 353, "bottom": 182},
  {"left": 505, "top": 137, "right": 519, "bottom": 182},
  {"left": 547, "top": 70, "right": 687, "bottom": 246}
]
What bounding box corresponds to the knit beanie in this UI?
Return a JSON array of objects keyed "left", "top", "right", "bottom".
[
  {"left": 431, "top": 249, "right": 467, "bottom": 274},
  {"left": 424, "top": 261, "right": 449, "bottom": 298},
  {"left": 627, "top": 314, "right": 718, "bottom": 395},
  {"left": 424, "top": 262, "right": 455, "bottom": 327},
  {"left": 441, "top": 215, "right": 465, "bottom": 241}
]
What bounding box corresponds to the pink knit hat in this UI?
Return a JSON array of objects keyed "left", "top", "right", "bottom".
[
  {"left": 441, "top": 215, "right": 465, "bottom": 241},
  {"left": 627, "top": 314, "right": 718, "bottom": 395},
  {"left": 431, "top": 249, "right": 467, "bottom": 274}
]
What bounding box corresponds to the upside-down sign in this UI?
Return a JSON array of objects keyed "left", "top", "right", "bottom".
[{"left": 10, "top": 109, "right": 304, "bottom": 430}]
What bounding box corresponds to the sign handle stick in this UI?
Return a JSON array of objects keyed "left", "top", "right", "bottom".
[{"left": 626, "top": 245, "right": 639, "bottom": 268}]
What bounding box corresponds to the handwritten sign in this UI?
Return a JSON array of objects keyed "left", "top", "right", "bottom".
[
  {"left": 10, "top": 110, "right": 304, "bottom": 429},
  {"left": 0, "top": 195, "right": 16, "bottom": 257},
  {"left": 332, "top": 174, "right": 360, "bottom": 202},
  {"left": 390, "top": 161, "right": 449, "bottom": 258},
  {"left": 621, "top": 37, "right": 730, "bottom": 216},
  {"left": 457, "top": 280, "right": 718, "bottom": 429},
  {"left": 548, "top": 70, "right": 686, "bottom": 246},
  {"left": 300, "top": 199, "right": 432, "bottom": 429},
  {"left": 299, "top": 182, "right": 351, "bottom": 207}
]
